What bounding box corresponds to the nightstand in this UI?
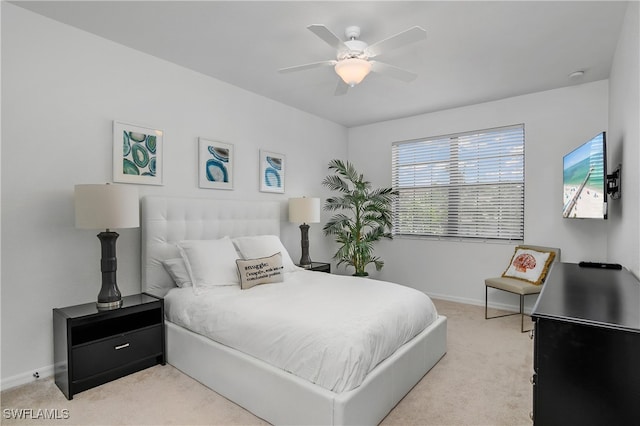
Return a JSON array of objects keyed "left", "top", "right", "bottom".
[
  {"left": 299, "top": 262, "right": 331, "bottom": 273},
  {"left": 53, "top": 293, "right": 165, "bottom": 400}
]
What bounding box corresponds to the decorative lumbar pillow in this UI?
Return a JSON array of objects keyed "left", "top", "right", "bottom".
[
  {"left": 177, "top": 237, "right": 240, "bottom": 291},
  {"left": 502, "top": 247, "right": 556, "bottom": 285},
  {"left": 232, "top": 235, "right": 298, "bottom": 273},
  {"left": 236, "top": 252, "right": 284, "bottom": 290},
  {"left": 161, "top": 258, "right": 192, "bottom": 288}
]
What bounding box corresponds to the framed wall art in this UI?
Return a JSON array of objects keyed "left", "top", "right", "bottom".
[
  {"left": 113, "top": 121, "right": 163, "bottom": 185},
  {"left": 199, "top": 138, "right": 234, "bottom": 190},
  {"left": 259, "top": 150, "right": 285, "bottom": 193}
]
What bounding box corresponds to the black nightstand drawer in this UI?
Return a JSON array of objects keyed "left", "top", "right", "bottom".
[{"left": 72, "top": 325, "right": 162, "bottom": 380}]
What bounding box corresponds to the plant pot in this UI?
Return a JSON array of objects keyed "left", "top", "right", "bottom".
[{"left": 353, "top": 272, "right": 369, "bottom": 277}]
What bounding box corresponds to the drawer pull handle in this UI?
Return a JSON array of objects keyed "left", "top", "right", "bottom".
[{"left": 115, "top": 343, "right": 130, "bottom": 350}]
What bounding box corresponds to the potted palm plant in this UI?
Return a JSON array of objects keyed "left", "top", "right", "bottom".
[{"left": 322, "top": 159, "right": 397, "bottom": 276}]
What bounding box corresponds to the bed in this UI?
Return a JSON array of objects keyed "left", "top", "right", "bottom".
[{"left": 141, "top": 195, "right": 447, "bottom": 425}]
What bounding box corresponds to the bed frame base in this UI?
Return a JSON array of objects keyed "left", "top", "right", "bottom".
[
  {"left": 166, "top": 316, "right": 447, "bottom": 425},
  {"left": 140, "top": 196, "right": 447, "bottom": 425}
]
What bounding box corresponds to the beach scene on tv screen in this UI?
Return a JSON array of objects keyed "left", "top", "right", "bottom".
[{"left": 562, "top": 134, "right": 605, "bottom": 218}]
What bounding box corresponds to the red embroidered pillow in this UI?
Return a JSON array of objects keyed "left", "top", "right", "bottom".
[{"left": 502, "top": 248, "right": 555, "bottom": 285}]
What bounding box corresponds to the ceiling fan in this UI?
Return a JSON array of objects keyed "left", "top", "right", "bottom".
[{"left": 279, "top": 24, "right": 427, "bottom": 95}]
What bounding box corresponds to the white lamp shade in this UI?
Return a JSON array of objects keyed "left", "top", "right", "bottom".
[
  {"left": 335, "top": 58, "right": 372, "bottom": 87},
  {"left": 289, "top": 197, "right": 321, "bottom": 224},
  {"left": 75, "top": 184, "right": 140, "bottom": 229}
]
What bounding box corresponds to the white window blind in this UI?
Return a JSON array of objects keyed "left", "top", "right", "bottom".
[{"left": 392, "top": 124, "right": 524, "bottom": 241}]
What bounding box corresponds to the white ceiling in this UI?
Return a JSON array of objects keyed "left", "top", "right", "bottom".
[{"left": 14, "top": 1, "right": 629, "bottom": 127}]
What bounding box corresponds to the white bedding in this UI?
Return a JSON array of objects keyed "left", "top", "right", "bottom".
[{"left": 164, "top": 269, "right": 438, "bottom": 393}]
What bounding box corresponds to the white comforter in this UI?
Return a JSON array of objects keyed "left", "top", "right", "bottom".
[{"left": 164, "top": 269, "right": 438, "bottom": 393}]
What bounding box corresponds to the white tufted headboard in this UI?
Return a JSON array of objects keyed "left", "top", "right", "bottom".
[{"left": 141, "top": 196, "right": 281, "bottom": 297}]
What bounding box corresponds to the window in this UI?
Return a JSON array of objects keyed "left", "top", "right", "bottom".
[{"left": 391, "top": 124, "right": 524, "bottom": 241}]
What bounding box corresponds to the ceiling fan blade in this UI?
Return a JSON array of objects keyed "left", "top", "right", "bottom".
[
  {"left": 365, "top": 26, "right": 427, "bottom": 58},
  {"left": 278, "top": 60, "right": 336, "bottom": 74},
  {"left": 334, "top": 79, "right": 349, "bottom": 96},
  {"left": 307, "top": 24, "right": 347, "bottom": 50},
  {"left": 370, "top": 61, "right": 417, "bottom": 82}
]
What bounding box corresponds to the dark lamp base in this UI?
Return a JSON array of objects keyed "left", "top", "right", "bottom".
[
  {"left": 96, "top": 230, "right": 123, "bottom": 311},
  {"left": 96, "top": 299, "right": 124, "bottom": 311},
  {"left": 298, "top": 223, "right": 312, "bottom": 267}
]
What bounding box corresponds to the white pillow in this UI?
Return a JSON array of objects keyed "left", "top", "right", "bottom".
[
  {"left": 232, "top": 235, "right": 298, "bottom": 273},
  {"left": 177, "top": 237, "right": 240, "bottom": 291},
  {"left": 236, "top": 252, "right": 284, "bottom": 290},
  {"left": 161, "top": 258, "right": 192, "bottom": 288}
]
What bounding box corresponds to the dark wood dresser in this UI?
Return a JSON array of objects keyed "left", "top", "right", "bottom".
[{"left": 531, "top": 262, "right": 640, "bottom": 425}]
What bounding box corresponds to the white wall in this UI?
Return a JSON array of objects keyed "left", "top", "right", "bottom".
[
  {"left": 607, "top": 1, "right": 640, "bottom": 277},
  {"left": 347, "top": 81, "right": 610, "bottom": 306},
  {"left": 1, "top": 3, "right": 346, "bottom": 385}
]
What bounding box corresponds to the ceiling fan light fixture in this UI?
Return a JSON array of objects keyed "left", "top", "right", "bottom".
[{"left": 334, "top": 58, "right": 372, "bottom": 87}]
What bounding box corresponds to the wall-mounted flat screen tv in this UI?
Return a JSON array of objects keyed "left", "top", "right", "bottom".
[{"left": 562, "top": 132, "right": 607, "bottom": 219}]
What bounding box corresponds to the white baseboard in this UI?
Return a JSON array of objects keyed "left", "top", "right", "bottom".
[
  {"left": 427, "top": 292, "right": 536, "bottom": 315},
  {"left": 1, "top": 364, "right": 54, "bottom": 392}
]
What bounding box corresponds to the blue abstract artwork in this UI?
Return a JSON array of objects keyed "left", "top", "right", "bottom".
[
  {"left": 260, "top": 150, "right": 285, "bottom": 193},
  {"left": 113, "top": 121, "right": 163, "bottom": 185},
  {"left": 199, "top": 138, "right": 233, "bottom": 190}
]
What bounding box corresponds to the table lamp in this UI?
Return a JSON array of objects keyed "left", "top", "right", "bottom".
[
  {"left": 288, "top": 197, "right": 321, "bottom": 268},
  {"left": 74, "top": 183, "right": 139, "bottom": 310}
]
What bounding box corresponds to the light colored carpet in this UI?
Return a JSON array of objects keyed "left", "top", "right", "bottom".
[{"left": 1, "top": 300, "right": 534, "bottom": 425}]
